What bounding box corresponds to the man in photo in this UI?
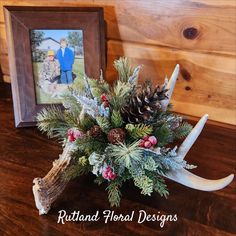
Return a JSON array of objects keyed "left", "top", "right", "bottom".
[
  {"left": 39, "top": 50, "right": 60, "bottom": 83},
  {"left": 56, "top": 38, "right": 75, "bottom": 84}
]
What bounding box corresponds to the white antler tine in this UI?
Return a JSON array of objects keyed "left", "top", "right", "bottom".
[
  {"left": 164, "top": 168, "right": 234, "bottom": 191},
  {"left": 161, "top": 64, "right": 180, "bottom": 111},
  {"left": 178, "top": 114, "right": 209, "bottom": 160},
  {"left": 167, "top": 64, "right": 180, "bottom": 97}
]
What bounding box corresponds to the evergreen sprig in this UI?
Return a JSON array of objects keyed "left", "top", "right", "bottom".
[
  {"left": 36, "top": 106, "right": 69, "bottom": 138},
  {"left": 62, "top": 93, "right": 81, "bottom": 118},
  {"left": 106, "top": 181, "right": 122, "bottom": 207},
  {"left": 153, "top": 177, "right": 169, "bottom": 198},
  {"left": 79, "top": 115, "right": 95, "bottom": 131},
  {"left": 125, "top": 124, "right": 153, "bottom": 139},
  {"left": 106, "top": 141, "right": 143, "bottom": 169},
  {"left": 111, "top": 110, "right": 123, "bottom": 128},
  {"left": 76, "top": 136, "right": 107, "bottom": 155},
  {"left": 96, "top": 116, "right": 112, "bottom": 133},
  {"left": 154, "top": 124, "right": 174, "bottom": 147},
  {"left": 174, "top": 122, "right": 192, "bottom": 139},
  {"left": 134, "top": 175, "right": 153, "bottom": 196},
  {"left": 146, "top": 171, "right": 169, "bottom": 198},
  {"left": 109, "top": 81, "right": 133, "bottom": 110},
  {"left": 113, "top": 57, "right": 132, "bottom": 82},
  {"left": 94, "top": 176, "right": 106, "bottom": 185}
]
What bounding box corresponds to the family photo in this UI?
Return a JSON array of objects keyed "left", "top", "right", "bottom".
[{"left": 30, "top": 29, "right": 85, "bottom": 104}]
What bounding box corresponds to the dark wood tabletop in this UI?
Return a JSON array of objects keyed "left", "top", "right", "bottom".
[{"left": 0, "top": 82, "right": 235, "bottom": 236}]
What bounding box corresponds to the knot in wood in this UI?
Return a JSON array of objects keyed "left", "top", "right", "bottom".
[{"left": 183, "top": 27, "right": 199, "bottom": 40}]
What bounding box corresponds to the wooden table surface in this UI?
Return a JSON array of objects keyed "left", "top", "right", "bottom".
[{"left": 0, "top": 82, "right": 235, "bottom": 236}]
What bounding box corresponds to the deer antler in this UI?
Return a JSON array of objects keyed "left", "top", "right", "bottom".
[
  {"left": 159, "top": 67, "right": 234, "bottom": 191},
  {"left": 160, "top": 64, "right": 179, "bottom": 111},
  {"left": 32, "top": 143, "right": 76, "bottom": 215},
  {"left": 162, "top": 114, "right": 234, "bottom": 191}
]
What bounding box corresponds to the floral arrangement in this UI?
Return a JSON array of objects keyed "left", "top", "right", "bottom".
[{"left": 36, "top": 57, "right": 197, "bottom": 207}]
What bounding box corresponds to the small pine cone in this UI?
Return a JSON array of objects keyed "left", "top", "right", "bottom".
[
  {"left": 170, "top": 116, "right": 183, "bottom": 130},
  {"left": 87, "top": 125, "right": 102, "bottom": 137},
  {"left": 107, "top": 128, "right": 126, "bottom": 144}
]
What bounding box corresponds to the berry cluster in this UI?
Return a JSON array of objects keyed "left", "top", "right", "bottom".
[
  {"left": 139, "top": 135, "right": 158, "bottom": 148},
  {"left": 67, "top": 128, "right": 83, "bottom": 142},
  {"left": 102, "top": 166, "right": 117, "bottom": 180},
  {"left": 100, "top": 93, "right": 109, "bottom": 108}
]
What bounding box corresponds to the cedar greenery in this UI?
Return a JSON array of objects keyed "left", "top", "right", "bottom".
[
  {"left": 36, "top": 57, "right": 194, "bottom": 207},
  {"left": 106, "top": 181, "right": 122, "bottom": 207}
]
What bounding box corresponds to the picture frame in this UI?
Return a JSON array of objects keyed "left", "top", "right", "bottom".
[{"left": 4, "top": 6, "right": 106, "bottom": 127}]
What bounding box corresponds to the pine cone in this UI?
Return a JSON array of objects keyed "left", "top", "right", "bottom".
[
  {"left": 170, "top": 116, "right": 183, "bottom": 130},
  {"left": 107, "top": 128, "right": 126, "bottom": 144},
  {"left": 121, "top": 81, "right": 168, "bottom": 123},
  {"left": 87, "top": 125, "right": 102, "bottom": 137}
]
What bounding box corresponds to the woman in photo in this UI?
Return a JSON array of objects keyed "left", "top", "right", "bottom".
[{"left": 55, "top": 38, "right": 75, "bottom": 84}]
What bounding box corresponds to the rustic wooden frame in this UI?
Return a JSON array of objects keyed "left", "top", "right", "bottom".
[{"left": 4, "top": 6, "right": 106, "bottom": 127}]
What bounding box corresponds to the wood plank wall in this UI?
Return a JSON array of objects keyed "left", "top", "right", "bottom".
[{"left": 0, "top": 0, "right": 235, "bottom": 126}]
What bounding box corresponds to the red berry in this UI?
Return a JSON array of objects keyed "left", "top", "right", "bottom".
[
  {"left": 148, "top": 136, "right": 157, "bottom": 145},
  {"left": 67, "top": 129, "right": 73, "bottom": 136},
  {"left": 68, "top": 135, "right": 75, "bottom": 142},
  {"left": 144, "top": 140, "right": 152, "bottom": 148},
  {"left": 102, "top": 166, "right": 116, "bottom": 180},
  {"left": 139, "top": 139, "right": 145, "bottom": 147},
  {"left": 143, "top": 135, "right": 150, "bottom": 141},
  {"left": 100, "top": 93, "right": 108, "bottom": 102},
  {"left": 110, "top": 172, "right": 116, "bottom": 180}
]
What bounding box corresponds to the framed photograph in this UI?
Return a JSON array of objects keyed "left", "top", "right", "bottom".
[{"left": 4, "top": 6, "right": 105, "bottom": 127}]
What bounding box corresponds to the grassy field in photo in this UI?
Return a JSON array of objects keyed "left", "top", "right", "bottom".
[{"left": 33, "top": 57, "right": 85, "bottom": 104}]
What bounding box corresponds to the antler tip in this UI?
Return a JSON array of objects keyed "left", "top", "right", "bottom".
[
  {"left": 203, "top": 114, "right": 209, "bottom": 121},
  {"left": 227, "top": 174, "right": 234, "bottom": 183},
  {"left": 216, "top": 173, "right": 234, "bottom": 190},
  {"left": 173, "top": 64, "right": 180, "bottom": 73}
]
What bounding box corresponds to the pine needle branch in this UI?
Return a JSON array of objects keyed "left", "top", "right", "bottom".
[
  {"left": 113, "top": 57, "right": 132, "bottom": 82},
  {"left": 76, "top": 136, "right": 107, "bottom": 155},
  {"left": 106, "top": 141, "right": 143, "bottom": 169},
  {"left": 125, "top": 124, "right": 153, "bottom": 139},
  {"left": 79, "top": 115, "right": 96, "bottom": 132},
  {"left": 62, "top": 93, "right": 81, "bottom": 118},
  {"left": 154, "top": 124, "right": 174, "bottom": 147},
  {"left": 111, "top": 110, "right": 124, "bottom": 128},
  {"left": 96, "top": 116, "right": 112, "bottom": 134},
  {"left": 36, "top": 106, "right": 69, "bottom": 138},
  {"left": 109, "top": 81, "right": 133, "bottom": 110},
  {"left": 174, "top": 122, "right": 192, "bottom": 139}
]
